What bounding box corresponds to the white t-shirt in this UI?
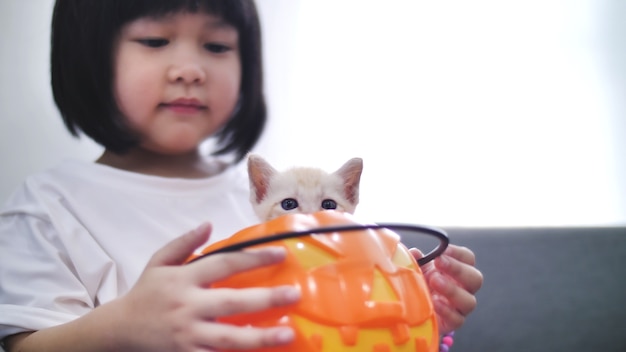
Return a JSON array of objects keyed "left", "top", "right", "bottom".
[{"left": 0, "top": 159, "right": 260, "bottom": 339}]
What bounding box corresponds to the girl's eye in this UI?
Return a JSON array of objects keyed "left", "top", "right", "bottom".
[
  {"left": 204, "top": 43, "right": 231, "bottom": 53},
  {"left": 137, "top": 38, "right": 169, "bottom": 48},
  {"left": 281, "top": 198, "right": 298, "bottom": 211},
  {"left": 321, "top": 199, "right": 337, "bottom": 210}
]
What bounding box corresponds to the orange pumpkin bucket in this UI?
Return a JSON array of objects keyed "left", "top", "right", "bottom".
[{"left": 186, "top": 211, "right": 449, "bottom": 352}]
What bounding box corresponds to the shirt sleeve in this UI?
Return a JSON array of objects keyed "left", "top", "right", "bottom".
[{"left": 0, "top": 195, "right": 95, "bottom": 340}]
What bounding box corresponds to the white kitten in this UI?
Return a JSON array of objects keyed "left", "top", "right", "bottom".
[{"left": 247, "top": 154, "right": 363, "bottom": 221}]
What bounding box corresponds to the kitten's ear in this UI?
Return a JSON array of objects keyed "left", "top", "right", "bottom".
[
  {"left": 335, "top": 157, "right": 363, "bottom": 205},
  {"left": 247, "top": 153, "right": 277, "bottom": 204}
]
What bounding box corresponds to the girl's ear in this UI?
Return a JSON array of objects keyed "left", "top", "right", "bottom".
[
  {"left": 334, "top": 158, "right": 363, "bottom": 205},
  {"left": 247, "top": 153, "right": 277, "bottom": 203}
]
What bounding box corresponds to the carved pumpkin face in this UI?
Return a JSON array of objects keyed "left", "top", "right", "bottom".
[{"left": 187, "top": 211, "right": 439, "bottom": 352}]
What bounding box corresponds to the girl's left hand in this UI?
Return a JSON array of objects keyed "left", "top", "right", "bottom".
[{"left": 410, "top": 244, "right": 483, "bottom": 334}]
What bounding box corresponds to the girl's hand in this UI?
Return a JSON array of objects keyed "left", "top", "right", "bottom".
[
  {"left": 116, "top": 223, "right": 300, "bottom": 351},
  {"left": 410, "top": 244, "right": 483, "bottom": 334}
]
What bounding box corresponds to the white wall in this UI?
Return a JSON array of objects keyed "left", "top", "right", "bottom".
[
  {"left": 1, "top": 0, "right": 625, "bottom": 227},
  {"left": 0, "top": 1, "right": 103, "bottom": 193}
]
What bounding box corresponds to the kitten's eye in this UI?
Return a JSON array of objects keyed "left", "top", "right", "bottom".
[
  {"left": 137, "top": 38, "right": 169, "bottom": 48},
  {"left": 281, "top": 198, "right": 298, "bottom": 211},
  {"left": 204, "top": 43, "right": 231, "bottom": 53},
  {"left": 321, "top": 199, "right": 337, "bottom": 210}
]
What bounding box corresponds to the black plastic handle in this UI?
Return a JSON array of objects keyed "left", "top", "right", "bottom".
[{"left": 188, "top": 223, "right": 449, "bottom": 267}]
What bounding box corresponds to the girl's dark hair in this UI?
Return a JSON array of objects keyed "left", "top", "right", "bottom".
[{"left": 50, "top": 0, "right": 266, "bottom": 162}]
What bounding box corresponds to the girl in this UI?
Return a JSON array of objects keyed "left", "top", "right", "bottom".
[{"left": 0, "top": 0, "right": 482, "bottom": 351}]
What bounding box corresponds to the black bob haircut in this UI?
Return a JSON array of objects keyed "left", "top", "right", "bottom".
[{"left": 51, "top": 0, "right": 266, "bottom": 162}]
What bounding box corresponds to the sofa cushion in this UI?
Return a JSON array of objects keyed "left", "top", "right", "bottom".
[{"left": 400, "top": 226, "right": 626, "bottom": 352}]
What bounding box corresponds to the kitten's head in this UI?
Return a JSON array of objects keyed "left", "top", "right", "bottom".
[{"left": 247, "top": 154, "right": 363, "bottom": 221}]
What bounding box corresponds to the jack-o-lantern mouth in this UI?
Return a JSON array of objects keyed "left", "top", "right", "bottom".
[
  {"left": 286, "top": 314, "right": 438, "bottom": 351},
  {"left": 186, "top": 211, "right": 448, "bottom": 352}
]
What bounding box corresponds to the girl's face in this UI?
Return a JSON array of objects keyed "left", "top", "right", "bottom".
[{"left": 113, "top": 12, "right": 241, "bottom": 155}]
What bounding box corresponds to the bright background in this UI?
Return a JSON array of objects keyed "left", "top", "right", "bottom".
[{"left": 1, "top": 0, "right": 624, "bottom": 227}]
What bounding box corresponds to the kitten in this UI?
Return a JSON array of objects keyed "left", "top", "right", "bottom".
[{"left": 247, "top": 154, "right": 363, "bottom": 221}]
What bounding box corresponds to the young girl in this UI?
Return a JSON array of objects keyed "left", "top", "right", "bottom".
[{"left": 0, "top": 1, "right": 482, "bottom": 351}]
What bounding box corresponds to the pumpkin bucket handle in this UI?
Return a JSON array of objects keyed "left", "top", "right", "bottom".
[{"left": 188, "top": 223, "right": 449, "bottom": 267}]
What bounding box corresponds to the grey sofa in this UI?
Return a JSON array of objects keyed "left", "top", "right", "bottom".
[{"left": 402, "top": 226, "right": 626, "bottom": 352}]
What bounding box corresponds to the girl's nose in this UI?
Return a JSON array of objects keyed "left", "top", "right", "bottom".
[{"left": 168, "top": 59, "right": 207, "bottom": 85}]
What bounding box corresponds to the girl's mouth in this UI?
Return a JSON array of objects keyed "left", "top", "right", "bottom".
[{"left": 160, "top": 99, "right": 207, "bottom": 115}]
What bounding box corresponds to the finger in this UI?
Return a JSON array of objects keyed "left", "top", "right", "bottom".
[
  {"left": 436, "top": 251, "right": 483, "bottom": 294},
  {"left": 429, "top": 272, "right": 477, "bottom": 317},
  {"left": 444, "top": 244, "right": 476, "bottom": 266},
  {"left": 195, "top": 285, "right": 301, "bottom": 318},
  {"left": 432, "top": 294, "right": 465, "bottom": 334},
  {"left": 149, "top": 223, "right": 212, "bottom": 267},
  {"left": 193, "top": 323, "right": 295, "bottom": 350},
  {"left": 189, "top": 246, "right": 288, "bottom": 284},
  {"left": 408, "top": 247, "right": 424, "bottom": 260},
  {"left": 408, "top": 247, "right": 435, "bottom": 275}
]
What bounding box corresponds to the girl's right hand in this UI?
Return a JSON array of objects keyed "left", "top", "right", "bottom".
[{"left": 115, "top": 223, "right": 300, "bottom": 351}]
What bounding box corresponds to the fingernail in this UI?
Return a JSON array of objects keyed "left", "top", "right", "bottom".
[
  {"left": 283, "top": 286, "right": 301, "bottom": 303},
  {"left": 275, "top": 328, "right": 295, "bottom": 343},
  {"left": 195, "top": 222, "right": 211, "bottom": 234},
  {"left": 264, "top": 246, "right": 287, "bottom": 258}
]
